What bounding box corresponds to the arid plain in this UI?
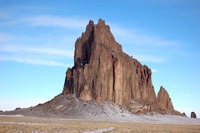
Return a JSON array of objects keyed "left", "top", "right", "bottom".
[{"left": 1, "top": 115, "right": 200, "bottom": 133}]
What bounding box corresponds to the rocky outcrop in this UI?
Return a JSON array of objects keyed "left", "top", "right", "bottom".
[
  {"left": 156, "top": 86, "right": 174, "bottom": 112},
  {"left": 191, "top": 112, "right": 197, "bottom": 118},
  {"left": 62, "top": 19, "right": 156, "bottom": 105},
  {"left": 15, "top": 107, "right": 21, "bottom": 111},
  {"left": 62, "top": 19, "right": 181, "bottom": 115}
]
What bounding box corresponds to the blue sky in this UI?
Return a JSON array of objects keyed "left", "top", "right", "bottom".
[{"left": 0, "top": 0, "right": 200, "bottom": 117}]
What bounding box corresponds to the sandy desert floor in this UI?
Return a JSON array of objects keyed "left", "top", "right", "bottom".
[{"left": 0, "top": 115, "right": 200, "bottom": 133}]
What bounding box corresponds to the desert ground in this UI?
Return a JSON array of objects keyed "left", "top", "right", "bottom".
[{"left": 0, "top": 115, "right": 200, "bottom": 133}]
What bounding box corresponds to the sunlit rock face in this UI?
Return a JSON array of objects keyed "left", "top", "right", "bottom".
[{"left": 63, "top": 19, "right": 156, "bottom": 105}]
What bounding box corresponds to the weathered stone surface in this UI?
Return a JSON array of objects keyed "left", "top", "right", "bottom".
[
  {"left": 62, "top": 19, "right": 156, "bottom": 105},
  {"left": 136, "top": 104, "right": 151, "bottom": 114},
  {"left": 156, "top": 86, "right": 174, "bottom": 112},
  {"left": 191, "top": 112, "right": 197, "bottom": 118},
  {"left": 80, "top": 84, "right": 92, "bottom": 101}
]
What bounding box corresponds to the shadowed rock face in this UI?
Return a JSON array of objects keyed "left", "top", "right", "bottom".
[{"left": 63, "top": 19, "right": 156, "bottom": 105}]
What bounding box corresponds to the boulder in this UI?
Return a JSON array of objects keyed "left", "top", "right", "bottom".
[{"left": 191, "top": 112, "right": 197, "bottom": 118}]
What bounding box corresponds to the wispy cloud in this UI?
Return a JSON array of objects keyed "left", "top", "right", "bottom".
[
  {"left": 0, "top": 44, "right": 73, "bottom": 67},
  {"left": 132, "top": 54, "right": 165, "bottom": 63},
  {"left": 0, "top": 44, "right": 74, "bottom": 58},
  {"left": 1, "top": 14, "right": 177, "bottom": 47},
  {"left": 109, "top": 23, "right": 178, "bottom": 63},
  {"left": 185, "top": 94, "right": 195, "bottom": 97},
  {"left": 151, "top": 69, "right": 158, "bottom": 73},
  {"left": 1, "top": 14, "right": 177, "bottom": 64},
  {"left": 111, "top": 24, "right": 177, "bottom": 47},
  {"left": 0, "top": 33, "right": 13, "bottom": 42},
  {"left": 0, "top": 14, "right": 78, "bottom": 67},
  {"left": 2, "top": 15, "right": 88, "bottom": 29},
  {"left": 24, "top": 15, "right": 88, "bottom": 29},
  {"left": 0, "top": 56, "right": 69, "bottom": 67}
]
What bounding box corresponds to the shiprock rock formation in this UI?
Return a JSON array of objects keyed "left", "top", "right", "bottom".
[
  {"left": 62, "top": 19, "right": 181, "bottom": 115},
  {"left": 63, "top": 19, "right": 155, "bottom": 105},
  {"left": 0, "top": 19, "right": 182, "bottom": 117}
]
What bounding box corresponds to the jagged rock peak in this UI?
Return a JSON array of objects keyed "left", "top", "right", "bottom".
[
  {"left": 98, "top": 18, "right": 105, "bottom": 25},
  {"left": 87, "top": 19, "right": 106, "bottom": 26},
  {"left": 157, "top": 86, "right": 174, "bottom": 111},
  {"left": 74, "top": 19, "right": 122, "bottom": 67},
  {"left": 89, "top": 20, "right": 94, "bottom": 25}
]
